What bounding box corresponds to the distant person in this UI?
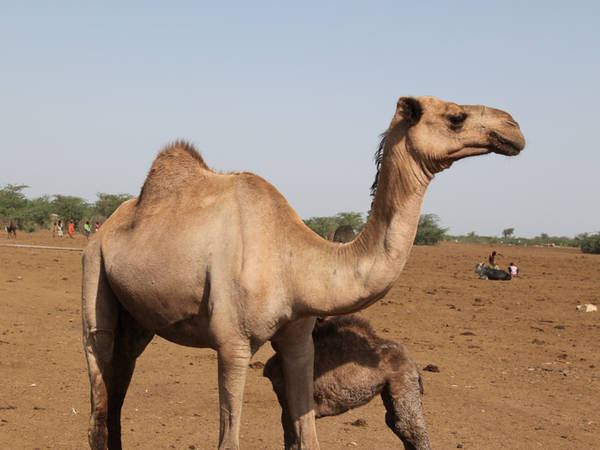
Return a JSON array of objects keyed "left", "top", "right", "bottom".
[
  {"left": 84, "top": 221, "right": 91, "bottom": 238},
  {"left": 488, "top": 250, "right": 502, "bottom": 269},
  {"left": 52, "top": 221, "right": 58, "bottom": 238},
  {"left": 509, "top": 262, "right": 519, "bottom": 277},
  {"left": 94, "top": 222, "right": 100, "bottom": 233},
  {"left": 57, "top": 220, "right": 63, "bottom": 238},
  {"left": 67, "top": 220, "right": 75, "bottom": 239}
]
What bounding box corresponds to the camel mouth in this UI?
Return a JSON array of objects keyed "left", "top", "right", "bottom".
[{"left": 489, "top": 131, "right": 524, "bottom": 156}]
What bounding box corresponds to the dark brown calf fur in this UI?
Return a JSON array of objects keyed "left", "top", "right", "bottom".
[
  {"left": 6, "top": 222, "right": 16, "bottom": 239},
  {"left": 264, "top": 315, "right": 432, "bottom": 450}
]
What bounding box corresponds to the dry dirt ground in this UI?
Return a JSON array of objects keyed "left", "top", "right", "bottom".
[{"left": 1, "top": 231, "right": 599, "bottom": 449}]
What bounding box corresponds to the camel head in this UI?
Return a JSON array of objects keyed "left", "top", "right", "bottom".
[{"left": 387, "top": 95, "right": 525, "bottom": 174}]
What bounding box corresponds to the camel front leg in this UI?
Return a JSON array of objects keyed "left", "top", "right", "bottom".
[
  {"left": 272, "top": 318, "right": 320, "bottom": 450},
  {"left": 216, "top": 340, "right": 251, "bottom": 450}
]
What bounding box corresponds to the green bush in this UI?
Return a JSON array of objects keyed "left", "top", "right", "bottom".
[
  {"left": 304, "top": 211, "right": 365, "bottom": 238},
  {"left": 579, "top": 233, "right": 600, "bottom": 254},
  {"left": 414, "top": 214, "right": 447, "bottom": 245},
  {"left": 304, "top": 211, "right": 447, "bottom": 244},
  {"left": 0, "top": 184, "right": 134, "bottom": 231},
  {"left": 94, "top": 193, "right": 134, "bottom": 217}
]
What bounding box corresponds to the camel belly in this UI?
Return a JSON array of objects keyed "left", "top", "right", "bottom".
[
  {"left": 111, "top": 281, "right": 216, "bottom": 348},
  {"left": 106, "top": 251, "right": 209, "bottom": 340},
  {"left": 155, "top": 315, "right": 213, "bottom": 348}
]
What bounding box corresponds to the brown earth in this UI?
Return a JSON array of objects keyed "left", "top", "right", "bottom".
[{"left": 1, "top": 231, "right": 599, "bottom": 449}]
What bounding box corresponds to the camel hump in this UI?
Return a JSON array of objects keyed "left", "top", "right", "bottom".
[{"left": 137, "top": 141, "right": 213, "bottom": 205}]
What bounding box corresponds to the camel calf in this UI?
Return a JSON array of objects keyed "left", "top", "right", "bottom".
[{"left": 264, "top": 315, "right": 432, "bottom": 450}]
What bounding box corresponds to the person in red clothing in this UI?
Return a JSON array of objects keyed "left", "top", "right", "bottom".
[{"left": 67, "top": 220, "right": 75, "bottom": 238}]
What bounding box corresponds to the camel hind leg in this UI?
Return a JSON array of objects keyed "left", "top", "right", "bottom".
[
  {"left": 82, "top": 246, "right": 118, "bottom": 448},
  {"left": 82, "top": 246, "right": 153, "bottom": 449},
  {"left": 106, "top": 304, "right": 153, "bottom": 449},
  {"left": 381, "top": 372, "right": 432, "bottom": 450}
]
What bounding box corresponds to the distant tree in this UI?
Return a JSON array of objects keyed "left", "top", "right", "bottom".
[
  {"left": 94, "top": 193, "right": 134, "bottom": 218},
  {"left": 25, "top": 196, "right": 53, "bottom": 227},
  {"left": 578, "top": 232, "right": 600, "bottom": 254},
  {"left": 334, "top": 212, "right": 365, "bottom": 232},
  {"left": 502, "top": 227, "right": 515, "bottom": 239},
  {"left": 0, "top": 184, "right": 29, "bottom": 220},
  {"left": 304, "top": 216, "right": 338, "bottom": 237},
  {"left": 414, "top": 214, "right": 447, "bottom": 245},
  {"left": 51, "top": 195, "right": 91, "bottom": 224},
  {"left": 304, "top": 211, "right": 365, "bottom": 238}
]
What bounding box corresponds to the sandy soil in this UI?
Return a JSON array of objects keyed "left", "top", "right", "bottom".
[{"left": 1, "top": 231, "right": 599, "bottom": 449}]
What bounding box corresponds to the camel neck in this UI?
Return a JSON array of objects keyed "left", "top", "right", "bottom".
[{"left": 296, "top": 137, "right": 432, "bottom": 316}]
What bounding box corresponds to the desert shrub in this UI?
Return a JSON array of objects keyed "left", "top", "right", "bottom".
[
  {"left": 94, "top": 193, "right": 134, "bottom": 218},
  {"left": 304, "top": 211, "right": 365, "bottom": 238},
  {"left": 579, "top": 233, "right": 600, "bottom": 254},
  {"left": 0, "top": 185, "right": 140, "bottom": 232},
  {"left": 0, "top": 184, "right": 29, "bottom": 223},
  {"left": 414, "top": 214, "right": 447, "bottom": 245},
  {"left": 51, "top": 195, "right": 92, "bottom": 224}
]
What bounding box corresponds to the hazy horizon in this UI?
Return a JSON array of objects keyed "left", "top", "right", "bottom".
[{"left": 2, "top": 2, "right": 598, "bottom": 239}]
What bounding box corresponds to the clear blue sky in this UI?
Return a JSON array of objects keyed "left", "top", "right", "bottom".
[{"left": 1, "top": 2, "right": 598, "bottom": 237}]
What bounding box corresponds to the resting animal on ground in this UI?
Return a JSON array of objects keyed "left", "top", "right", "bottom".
[
  {"left": 475, "top": 262, "right": 511, "bottom": 280},
  {"left": 263, "top": 315, "right": 432, "bottom": 450}
]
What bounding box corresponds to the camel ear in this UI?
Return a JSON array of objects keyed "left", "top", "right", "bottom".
[{"left": 396, "top": 97, "right": 422, "bottom": 125}]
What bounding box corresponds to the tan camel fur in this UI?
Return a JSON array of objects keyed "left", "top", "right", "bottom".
[
  {"left": 82, "top": 95, "right": 525, "bottom": 449},
  {"left": 264, "top": 315, "right": 432, "bottom": 450}
]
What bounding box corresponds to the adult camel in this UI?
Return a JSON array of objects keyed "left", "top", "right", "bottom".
[{"left": 82, "top": 96, "right": 525, "bottom": 449}]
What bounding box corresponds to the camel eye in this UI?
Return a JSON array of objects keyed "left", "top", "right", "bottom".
[{"left": 448, "top": 113, "right": 467, "bottom": 131}]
